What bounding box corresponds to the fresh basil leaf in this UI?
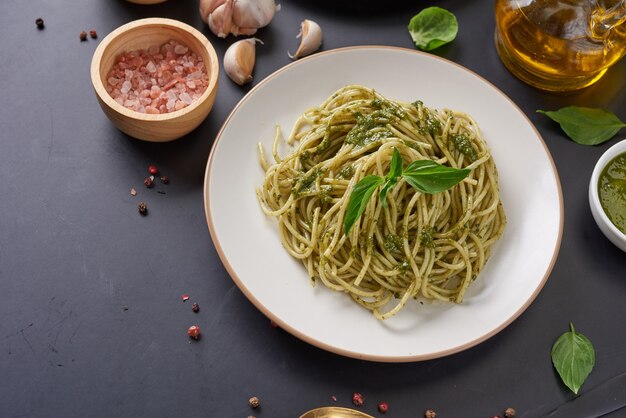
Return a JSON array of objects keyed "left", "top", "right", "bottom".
[
  {"left": 408, "top": 7, "right": 458, "bottom": 51},
  {"left": 344, "top": 175, "right": 384, "bottom": 235},
  {"left": 402, "top": 160, "right": 470, "bottom": 193},
  {"left": 387, "top": 148, "right": 403, "bottom": 180},
  {"left": 537, "top": 106, "right": 626, "bottom": 145},
  {"left": 551, "top": 323, "right": 595, "bottom": 395},
  {"left": 379, "top": 148, "right": 403, "bottom": 208},
  {"left": 379, "top": 178, "right": 396, "bottom": 208}
]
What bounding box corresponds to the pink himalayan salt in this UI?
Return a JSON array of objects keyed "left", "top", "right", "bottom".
[{"left": 106, "top": 40, "right": 209, "bottom": 114}]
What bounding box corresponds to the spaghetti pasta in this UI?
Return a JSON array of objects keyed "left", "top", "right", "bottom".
[{"left": 256, "top": 85, "right": 505, "bottom": 320}]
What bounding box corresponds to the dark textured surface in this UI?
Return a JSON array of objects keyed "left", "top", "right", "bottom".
[{"left": 1, "top": 1, "right": 626, "bottom": 417}]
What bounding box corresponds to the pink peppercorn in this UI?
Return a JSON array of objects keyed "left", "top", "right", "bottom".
[
  {"left": 352, "top": 392, "right": 364, "bottom": 407},
  {"left": 148, "top": 164, "right": 159, "bottom": 175},
  {"left": 378, "top": 402, "right": 389, "bottom": 413},
  {"left": 187, "top": 325, "right": 201, "bottom": 340}
]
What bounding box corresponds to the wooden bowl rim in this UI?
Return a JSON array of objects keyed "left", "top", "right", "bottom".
[{"left": 90, "top": 17, "right": 219, "bottom": 122}]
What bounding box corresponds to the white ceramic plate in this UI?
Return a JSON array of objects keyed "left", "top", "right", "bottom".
[{"left": 204, "top": 46, "right": 563, "bottom": 362}]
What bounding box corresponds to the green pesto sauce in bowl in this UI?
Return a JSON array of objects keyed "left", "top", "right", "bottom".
[{"left": 598, "top": 152, "right": 626, "bottom": 234}]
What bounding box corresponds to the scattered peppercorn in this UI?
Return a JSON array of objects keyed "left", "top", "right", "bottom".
[
  {"left": 270, "top": 320, "right": 278, "bottom": 328},
  {"left": 378, "top": 401, "right": 389, "bottom": 413},
  {"left": 89, "top": 29, "right": 97, "bottom": 39},
  {"left": 331, "top": 395, "right": 337, "bottom": 402},
  {"left": 35, "top": 18, "right": 44, "bottom": 29},
  {"left": 187, "top": 325, "right": 201, "bottom": 340},
  {"left": 248, "top": 396, "right": 260, "bottom": 408},
  {"left": 492, "top": 416, "right": 501, "bottom": 418},
  {"left": 137, "top": 201, "right": 148, "bottom": 215},
  {"left": 148, "top": 164, "right": 159, "bottom": 175},
  {"left": 144, "top": 176, "right": 154, "bottom": 188},
  {"left": 504, "top": 408, "right": 516, "bottom": 418},
  {"left": 130, "top": 187, "right": 137, "bottom": 196},
  {"left": 79, "top": 31, "right": 87, "bottom": 41},
  {"left": 424, "top": 409, "right": 437, "bottom": 418},
  {"left": 192, "top": 303, "right": 200, "bottom": 313},
  {"left": 160, "top": 175, "right": 169, "bottom": 184},
  {"left": 352, "top": 392, "right": 364, "bottom": 407}
]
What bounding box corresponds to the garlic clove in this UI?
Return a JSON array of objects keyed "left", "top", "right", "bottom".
[
  {"left": 288, "top": 19, "right": 323, "bottom": 60},
  {"left": 232, "top": 0, "right": 276, "bottom": 30},
  {"left": 224, "top": 38, "right": 263, "bottom": 85},
  {"left": 208, "top": 0, "right": 234, "bottom": 38},
  {"left": 199, "top": 0, "right": 227, "bottom": 24},
  {"left": 232, "top": 26, "right": 259, "bottom": 37}
]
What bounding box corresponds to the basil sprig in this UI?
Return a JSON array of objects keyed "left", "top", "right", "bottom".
[
  {"left": 344, "top": 148, "right": 470, "bottom": 235},
  {"left": 551, "top": 323, "right": 595, "bottom": 394},
  {"left": 408, "top": 7, "right": 458, "bottom": 51},
  {"left": 537, "top": 106, "right": 626, "bottom": 145}
]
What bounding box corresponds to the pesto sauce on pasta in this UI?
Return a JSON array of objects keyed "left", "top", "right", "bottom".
[{"left": 256, "top": 85, "right": 506, "bottom": 320}]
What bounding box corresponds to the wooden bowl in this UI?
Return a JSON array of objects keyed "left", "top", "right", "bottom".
[{"left": 90, "top": 18, "right": 219, "bottom": 142}]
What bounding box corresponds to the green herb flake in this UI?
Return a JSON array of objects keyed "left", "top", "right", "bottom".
[
  {"left": 292, "top": 167, "right": 324, "bottom": 198},
  {"left": 419, "top": 226, "right": 436, "bottom": 248},
  {"left": 319, "top": 185, "right": 333, "bottom": 205},
  {"left": 449, "top": 133, "right": 478, "bottom": 161},
  {"left": 383, "top": 234, "right": 403, "bottom": 252},
  {"left": 551, "top": 323, "right": 595, "bottom": 394},
  {"left": 345, "top": 102, "right": 404, "bottom": 147},
  {"left": 337, "top": 164, "right": 355, "bottom": 179},
  {"left": 408, "top": 7, "right": 458, "bottom": 51},
  {"left": 396, "top": 259, "right": 410, "bottom": 273},
  {"left": 537, "top": 106, "right": 626, "bottom": 145},
  {"left": 416, "top": 109, "right": 442, "bottom": 137}
]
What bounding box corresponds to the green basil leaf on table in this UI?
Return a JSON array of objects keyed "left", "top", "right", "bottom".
[
  {"left": 551, "top": 323, "right": 595, "bottom": 394},
  {"left": 408, "top": 7, "right": 458, "bottom": 51},
  {"left": 402, "top": 160, "right": 470, "bottom": 194},
  {"left": 344, "top": 175, "right": 384, "bottom": 235},
  {"left": 537, "top": 106, "right": 626, "bottom": 145}
]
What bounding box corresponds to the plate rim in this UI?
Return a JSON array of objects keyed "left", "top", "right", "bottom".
[{"left": 203, "top": 45, "right": 564, "bottom": 362}]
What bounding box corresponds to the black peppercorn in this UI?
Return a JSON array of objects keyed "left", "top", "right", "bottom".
[
  {"left": 79, "top": 31, "right": 87, "bottom": 41},
  {"left": 137, "top": 201, "right": 148, "bottom": 215},
  {"left": 192, "top": 303, "right": 200, "bottom": 313},
  {"left": 35, "top": 18, "right": 44, "bottom": 29}
]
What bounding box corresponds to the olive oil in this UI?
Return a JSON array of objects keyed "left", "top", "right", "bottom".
[{"left": 495, "top": 0, "right": 626, "bottom": 91}]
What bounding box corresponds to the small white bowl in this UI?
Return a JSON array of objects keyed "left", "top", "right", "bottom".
[{"left": 589, "top": 138, "right": 626, "bottom": 252}]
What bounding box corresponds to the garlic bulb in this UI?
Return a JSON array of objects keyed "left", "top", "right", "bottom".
[
  {"left": 288, "top": 19, "right": 323, "bottom": 60},
  {"left": 224, "top": 38, "right": 262, "bottom": 85},
  {"left": 199, "top": 0, "right": 277, "bottom": 38}
]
